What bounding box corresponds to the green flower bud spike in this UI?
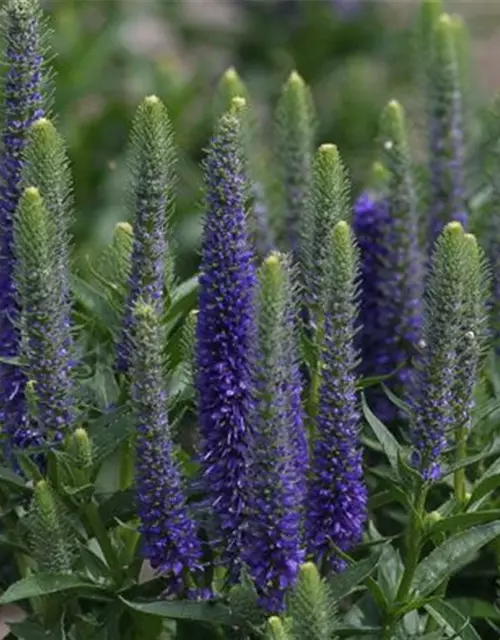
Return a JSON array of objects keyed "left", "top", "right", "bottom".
[
  {"left": 28, "top": 480, "right": 75, "bottom": 573},
  {"left": 275, "top": 71, "right": 315, "bottom": 260},
  {"left": 303, "top": 143, "right": 350, "bottom": 311},
  {"left": 288, "top": 562, "right": 337, "bottom": 640},
  {"left": 266, "top": 617, "right": 292, "bottom": 640}
]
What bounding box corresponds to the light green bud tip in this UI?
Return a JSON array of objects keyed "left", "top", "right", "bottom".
[
  {"left": 230, "top": 96, "right": 246, "bottom": 114},
  {"left": 23, "top": 185, "right": 41, "bottom": 202},
  {"left": 443, "top": 220, "right": 464, "bottom": 237},
  {"left": 144, "top": 94, "right": 160, "bottom": 105},
  {"left": 386, "top": 99, "right": 403, "bottom": 120},
  {"left": 371, "top": 160, "right": 390, "bottom": 184},
  {"left": 267, "top": 617, "right": 287, "bottom": 639},
  {"left": 333, "top": 220, "right": 350, "bottom": 243},
  {"left": 288, "top": 70, "right": 305, "bottom": 89},
  {"left": 34, "top": 480, "right": 54, "bottom": 514},
  {"left": 220, "top": 67, "right": 246, "bottom": 95},
  {"left": 188, "top": 308, "right": 199, "bottom": 319},
  {"left": 299, "top": 561, "right": 321, "bottom": 584},
  {"left": 263, "top": 251, "right": 285, "bottom": 290},
  {"left": 318, "top": 143, "right": 339, "bottom": 161},
  {"left": 115, "top": 221, "right": 133, "bottom": 236},
  {"left": 31, "top": 117, "right": 52, "bottom": 131},
  {"left": 424, "top": 510, "right": 443, "bottom": 527}
]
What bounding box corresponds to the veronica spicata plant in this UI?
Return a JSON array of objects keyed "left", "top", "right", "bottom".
[
  {"left": 242, "top": 252, "right": 307, "bottom": 612},
  {"left": 0, "top": 0, "right": 50, "bottom": 458},
  {"left": 117, "top": 95, "right": 175, "bottom": 374},
  {"left": 196, "top": 97, "right": 257, "bottom": 579},
  {"left": 306, "top": 221, "right": 367, "bottom": 572}
]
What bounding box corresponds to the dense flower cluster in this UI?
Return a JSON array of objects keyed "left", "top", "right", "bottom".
[
  {"left": 132, "top": 302, "right": 202, "bottom": 593},
  {"left": 117, "top": 95, "right": 174, "bottom": 374},
  {"left": 243, "top": 253, "right": 307, "bottom": 612},
  {"left": 14, "top": 186, "right": 74, "bottom": 445},
  {"left": 410, "top": 222, "right": 472, "bottom": 480},
  {"left": 196, "top": 98, "right": 257, "bottom": 577},
  {"left": 307, "top": 222, "right": 367, "bottom": 570},
  {"left": 0, "top": 0, "right": 47, "bottom": 455}
]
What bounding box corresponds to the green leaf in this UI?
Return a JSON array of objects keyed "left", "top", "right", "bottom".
[
  {"left": 0, "top": 533, "right": 30, "bottom": 554},
  {"left": 98, "top": 488, "right": 135, "bottom": 527},
  {"left": 120, "top": 597, "right": 239, "bottom": 627},
  {"left": 334, "top": 627, "right": 382, "bottom": 637},
  {"left": 362, "top": 394, "right": 401, "bottom": 473},
  {"left": 0, "top": 466, "right": 32, "bottom": 492},
  {"left": 8, "top": 620, "right": 64, "bottom": 640},
  {"left": 412, "top": 521, "right": 500, "bottom": 598},
  {"left": 0, "top": 574, "right": 111, "bottom": 604},
  {"left": 471, "top": 471, "right": 500, "bottom": 506},
  {"left": 71, "top": 274, "right": 119, "bottom": 329},
  {"left": 329, "top": 553, "right": 381, "bottom": 603},
  {"left": 426, "top": 510, "right": 500, "bottom": 537},
  {"left": 425, "top": 599, "right": 481, "bottom": 640},
  {"left": 448, "top": 598, "right": 500, "bottom": 621}
]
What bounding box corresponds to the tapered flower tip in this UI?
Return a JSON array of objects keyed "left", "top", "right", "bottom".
[
  {"left": 297, "top": 562, "right": 321, "bottom": 590},
  {"left": 266, "top": 617, "right": 289, "bottom": 640},
  {"left": 443, "top": 220, "right": 464, "bottom": 237},
  {"left": 22, "top": 186, "right": 41, "bottom": 203},
  {"left": 332, "top": 219, "right": 350, "bottom": 245},
  {"left": 115, "top": 221, "right": 133, "bottom": 235},
  {"left": 65, "top": 427, "right": 93, "bottom": 468},
  {"left": 34, "top": 479, "right": 52, "bottom": 512},
  {"left": 287, "top": 70, "right": 306, "bottom": 89},
  {"left": 219, "top": 67, "right": 248, "bottom": 100},
  {"left": 464, "top": 233, "right": 478, "bottom": 250},
  {"left": 317, "top": 143, "right": 340, "bottom": 167},
  {"left": 261, "top": 251, "right": 286, "bottom": 293},
  {"left": 30, "top": 117, "right": 52, "bottom": 131},
  {"left": 144, "top": 94, "right": 160, "bottom": 106},
  {"left": 380, "top": 99, "right": 406, "bottom": 145},
  {"left": 368, "top": 160, "right": 390, "bottom": 187},
  {"left": 229, "top": 96, "right": 247, "bottom": 116}
]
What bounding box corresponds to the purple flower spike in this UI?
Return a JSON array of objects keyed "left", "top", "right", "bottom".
[{"left": 196, "top": 98, "right": 257, "bottom": 580}]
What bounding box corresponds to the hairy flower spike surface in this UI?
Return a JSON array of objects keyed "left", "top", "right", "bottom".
[
  {"left": 196, "top": 97, "right": 257, "bottom": 578},
  {"left": 275, "top": 71, "right": 315, "bottom": 260},
  {"left": 132, "top": 301, "right": 202, "bottom": 593},
  {"left": 243, "top": 252, "right": 306, "bottom": 613},
  {"left": 24, "top": 118, "right": 73, "bottom": 300},
  {"left": 0, "top": 0, "right": 49, "bottom": 457},
  {"left": 411, "top": 222, "right": 469, "bottom": 480},
  {"left": 215, "top": 68, "right": 274, "bottom": 257},
  {"left": 427, "top": 13, "right": 468, "bottom": 243},
  {"left": 14, "top": 187, "right": 75, "bottom": 444},
  {"left": 303, "top": 144, "right": 350, "bottom": 310},
  {"left": 117, "top": 95, "right": 175, "bottom": 373},
  {"left": 352, "top": 185, "right": 392, "bottom": 423},
  {"left": 28, "top": 480, "right": 75, "bottom": 574},
  {"left": 306, "top": 222, "right": 367, "bottom": 572},
  {"left": 451, "top": 234, "right": 489, "bottom": 432}
]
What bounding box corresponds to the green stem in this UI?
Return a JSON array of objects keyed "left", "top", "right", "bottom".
[
  {"left": 306, "top": 313, "right": 324, "bottom": 438},
  {"left": 119, "top": 436, "right": 134, "bottom": 491},
  {"left": 382, "top": 484, "right": 427, "bottom": 639},
  {"left": 84, "top": 501, "right": 123, "bottom": 584},
  {"left": 454, "top": 424, "right": 467, "bottom": 506}
]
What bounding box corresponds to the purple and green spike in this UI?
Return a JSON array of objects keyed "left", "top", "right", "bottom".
[{"left": 196, "top": 97, "right": 257, "bottom": 579}]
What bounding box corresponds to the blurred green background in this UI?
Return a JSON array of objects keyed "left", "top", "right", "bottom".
[{"left": 34, "top": 0, "right": 500, "bottom": 278}]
